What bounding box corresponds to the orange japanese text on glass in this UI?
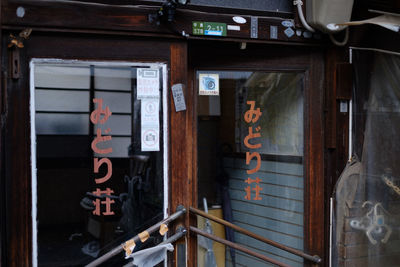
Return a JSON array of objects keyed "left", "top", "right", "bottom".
[
  {"left": 243, "top": 101, "right": 263, "bottom": 201},
  {"left": 90, "top": 98, "right": 115, "bottom": 216}
]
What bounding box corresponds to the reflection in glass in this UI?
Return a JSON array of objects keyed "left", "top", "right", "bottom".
[
  {"left": 94, "top": 91, "right": 132, "bottom": 113},
  {"left": 36, "top": 90, "right": 90, "bottom": 112},
  {"left": 33, "top": 63, "right": 165, "bottom": 266},
  {"left": 36, "top": 113, "right": 89, "bottom": 135},
  {"left": 197, "top": 71, "right": 304, "bottom": 267},
  {"left": 94, "top": 67, "right": 132, "bottom": 91},
  {"left": 333, "top": 51, "right": 400, "bottom": 267}
]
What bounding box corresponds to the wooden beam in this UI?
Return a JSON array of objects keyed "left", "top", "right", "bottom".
[{"left": 2, "top": 1, "right": 325, "bottom": 45}]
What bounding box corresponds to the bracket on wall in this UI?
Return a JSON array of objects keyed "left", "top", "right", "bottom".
[{"left": 7, "top": 28, "right": 32, "bottom": 79}]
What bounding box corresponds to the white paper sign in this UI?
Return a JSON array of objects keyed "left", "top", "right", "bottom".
[
  {"left": 141, "top": 98, "right": 160, "bottom": 151},
  {"left": 141, "top": 98, "right": 159, "bottom": 125},
  {"left": 137, "top": 68, "right": 160, "bottom": 98},
  {"left": 199, "top": 73, "right": 219, "bottom": 96},
  {"left": 141, "top": 126, "right": 160, "bottom": 151}
]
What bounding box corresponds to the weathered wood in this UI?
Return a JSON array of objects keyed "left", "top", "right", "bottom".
[
  {"left": 316, "top": 47, "right": 349, "bottom": 267},
  {"left": 4, "top": 41, "right": 31, "bottom": 267},
  {"left": 24, "top": 33, "right": 171, "bottom": 61},
  {"left": 304, "top": 49, "right": 325, "bottom": 266},
  {"left": 1, "top": 1, "right": 325, "bottom": 45},
  {"left": 0, "top": 3, "right": 4, "bottom": 265},
  {"left": 169, "top": 41, "right": 197, "bottom": 266},
  {"left": 325, "top": 48, "right": 339, "bottom": 149},
  {"left": 336, "top": 63, "right": 352, "bottom": 100},
  {"left": 3, "top": 32, "right": 175, "bottom": 267}
]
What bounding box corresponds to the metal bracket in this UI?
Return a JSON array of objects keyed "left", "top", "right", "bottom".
[
  {"left": 7, "top": 29, "right": 32, "bottom": 80},
  {"left": 176, "top": 204, "right": 186, "bottom": 213},
  {"left": 10, "top": 49, "right": 20, "bottom": 80}
]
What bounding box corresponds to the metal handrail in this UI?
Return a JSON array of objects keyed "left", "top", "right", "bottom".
[
  {"left": 86, "top": 206, "right": 186, "bottom": 267},
  {"left": 190, "top": 206, "right": 322, "bottom": 264},
  {"left": 190, "top": 226, "right": 291, "bottom": 267},
  {"left": 122, "top": 227, "right": 187, "bottom": 267}
]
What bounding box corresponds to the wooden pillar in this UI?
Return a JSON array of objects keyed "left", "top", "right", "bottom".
[{"left": 169, "top": 41, "right": 197, "bottom": 266}]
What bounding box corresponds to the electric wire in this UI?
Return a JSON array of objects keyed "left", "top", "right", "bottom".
[
  {"left": 329, "top": 27, "right": 349, "bottom": 46},
  {"left": 293, "top": 0, "right": 315, "bottom": 32}
]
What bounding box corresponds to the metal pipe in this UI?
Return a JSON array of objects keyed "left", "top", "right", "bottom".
[
  {"left": 159, "top": 226, "right": 187, "bottom": 245},
  {"left": 190, "top": 226, "right": 291, "bottom": 267},
  {"left": 190, "top": 206, "right": 321, "bottom": 264},
  {"left": 86, "top": 206, "right": 186, "bottom": 267}
]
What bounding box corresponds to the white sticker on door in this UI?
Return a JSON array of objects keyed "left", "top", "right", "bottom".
[
  {"left": 199, "top": 73, "right": 219, "bottom": 96},
  {"left": 137, "top": 68, "right": 160, "bottom": 98},
  {"left": 141, "top": 98, "right": 160, "bottom": 151}
]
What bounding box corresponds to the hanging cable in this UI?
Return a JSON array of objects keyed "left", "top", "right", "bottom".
[
  {"left": 293, "top": 0, "right": 315, "bottom": 32},
  {"left": 329, "top": 27, "right": 349, "bottom": 46}
]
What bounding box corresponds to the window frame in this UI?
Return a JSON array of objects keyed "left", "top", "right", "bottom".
[
  {"left": 1, "top": 34, "right": 188, "bottom": 267},
  {"left": 29, "top": 58, "right": 169, "bottom": 267},
  {"left": 189, "top": 41, "right": 325, "bottom": 265}
]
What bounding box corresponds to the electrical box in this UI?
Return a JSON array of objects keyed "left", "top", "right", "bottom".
[{"left": 306, "top": 0, "right": 354, "bottom": 33}]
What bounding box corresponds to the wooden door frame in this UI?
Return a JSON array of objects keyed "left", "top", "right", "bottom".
[
  {"left": 1, "top": 31, "right": 325, "bottom": 266},
  {"left": 1, "top": 31, "right": 193, "bottom": 267},
  {"left": 188, "top": 40, "right": 325, "bottom": 265}
]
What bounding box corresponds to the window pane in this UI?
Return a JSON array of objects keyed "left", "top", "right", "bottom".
[
  {"left": 197, "top": 71, "right": 304, "bottom": 267},
  {"left": 35, "top": 65, "right": 90, "bottom": 89},
  {"left": 94, "top": 67, "right": 132, "bottom": 91},
  {"left": 94, "top": 115, "right": 132, "bottom": 136},
  {"left": 93, "top": 136, "right": 131, "bottom": 158},
  {"left": 239, "top": 72, "right": 304, "bottom": 156},
  {"left": 94, "top": 91, "right": 131, "bottom": 113},
  {"left": 36, "top": 113, "right": 89, "bottom": 135},
  {"left": 36, "top": 89, "right": 90, "bottom": 112},
  {"left": 32, "top": 62, "right": 166, "bottom": 267}
]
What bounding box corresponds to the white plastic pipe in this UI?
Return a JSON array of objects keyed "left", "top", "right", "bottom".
[{"left": 294, "top": 0, "right": 315, "bottom": 32}]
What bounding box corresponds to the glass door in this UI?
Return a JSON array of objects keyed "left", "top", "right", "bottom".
[
  {"left": 196, "top": 71, "right": 305, "bottom": 266},
  {"left": 30, "top": 60, "right": 168, "bottom": 266}
]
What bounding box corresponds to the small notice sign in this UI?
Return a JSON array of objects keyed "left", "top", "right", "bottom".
[
  {"left": 141, "top": 98, "right": 159, "bottom": 125},
  {"left": 141, "top": 126, "right": 159, "bottom": 151},
  {"left": 141, "top": 98, "right": 160, "bottom": 151},
  {"left": 340, "top": 100, "right": 348, "bottom": 113},
  {"left": 199, "top": 73, "right": 219, "bottom": 96},
  {"left": 193, "top": 21, "right": 227, "bottom": 37},
  {"left": 137, "top": 68, "right": 160, "bottom": 98},
  {"left": 171, "top": 84, "right": 186, "bottom": 112}
]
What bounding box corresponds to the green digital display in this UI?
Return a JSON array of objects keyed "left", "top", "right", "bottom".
[{"left": 192, "top": 21, "right": 227, "bottom": 37}]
